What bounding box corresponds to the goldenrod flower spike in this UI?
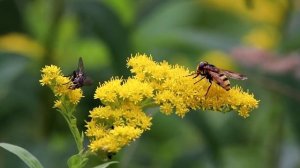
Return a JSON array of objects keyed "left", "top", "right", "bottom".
[
  {"left": 40, "top": 65, "right": 84, "bottom": 152},
  {"left": 127, "top": 54, "right": 259, "bottom": 118},
  {"left": 86, "top": 53, "right": 259, "bottom": 155},
  {"left": 39, "top": 65, "right": 84, "bottom": 107}
]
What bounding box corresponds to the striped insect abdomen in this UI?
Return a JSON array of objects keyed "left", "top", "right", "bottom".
[{"left": 213, "top": 73, "right": 231, "bottom": 91}]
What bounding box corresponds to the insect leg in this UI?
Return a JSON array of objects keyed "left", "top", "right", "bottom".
[
  {"left": 205, "top": 82, "right": 212, "bottom": 97},
  {"left": 193, "top": 74, "right": 200, "bottom": 79},
  {"left": 194, "top": 76, "right": 205, "bottom": 84}
]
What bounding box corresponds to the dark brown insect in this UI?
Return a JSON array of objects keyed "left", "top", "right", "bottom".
[
  {"left": 188, "top": 61, "right": 247, "bottom": 96},
  {"left": 69, "top": 57, "right": 93, "bottom": 89}
]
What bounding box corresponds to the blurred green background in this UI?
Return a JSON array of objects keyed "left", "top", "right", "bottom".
[{"left": 1, "top": 0, "right": 300, "bottom": 167}]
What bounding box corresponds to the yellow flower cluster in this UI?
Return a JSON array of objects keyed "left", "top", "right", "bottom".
[
  {"left": 86, "top": 105, "right": 151, "bottom": 153},
  {"left": 128, "top": 54, "right": 259, "bottom": 118},
  {"left": 39, "top": 65, "right": 83, "bottom": 107},
  {"left": 87, "top": 78, "right": 153, "bottom": 153},
  {"left": 94, "top": 78, "right": 153, "bottom": 105},
  {"left": 86, "top": 54, "right": 259, "bottom": 154}
]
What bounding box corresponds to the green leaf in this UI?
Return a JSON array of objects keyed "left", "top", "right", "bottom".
[
  {"left": 67, "top": 153, "right": 88, "bottom": 168},
  {"left": 92, "top": 161, "right": 119, "bottom": 168},
  {"left": 0, "top": 143, "right": 43, "bottom": 168}
]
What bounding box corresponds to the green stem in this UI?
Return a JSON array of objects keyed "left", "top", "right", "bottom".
[
  {"left": 59, "top": 104, "right": 83, "bottom": 153},
  {"left": 68, "top": 115, "right": 83, "bottom": 152}
]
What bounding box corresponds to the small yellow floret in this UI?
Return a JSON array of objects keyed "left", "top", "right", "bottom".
[
  {"left": 68, "top": 89, "right": 84, "bottom": 105},
  {"left": 94, "top": 78, "right": 122, "bottom": 104},
  {"left": 53, "top": 100, "right": 62, "bottom": 109},
  {"left": 41, "top": 65, "right": 61, "bottom": 78}
]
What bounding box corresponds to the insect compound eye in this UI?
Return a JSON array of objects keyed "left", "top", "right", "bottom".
[{"left": 199, "top": 61, "right": 207, "bottom": 69}]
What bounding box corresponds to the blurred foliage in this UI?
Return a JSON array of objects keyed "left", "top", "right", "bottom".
[{"left": 0, "top": 0, "right": 300, "bottom": 168}]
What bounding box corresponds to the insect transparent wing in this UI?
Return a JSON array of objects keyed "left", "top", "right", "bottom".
[
  {"left": 220, "top": 70, "right": 247, "bottom": 80},
  {"left": 78, "top": 57, "right": 84, "bottom": 72}
]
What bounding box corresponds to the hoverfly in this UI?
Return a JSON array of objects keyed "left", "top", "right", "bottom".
[
  {"left": 69, "top": 57, "right": 93, "bottom": 89},
  {"left": 188, "top": 61, "right": 247, "bottom": 96}
]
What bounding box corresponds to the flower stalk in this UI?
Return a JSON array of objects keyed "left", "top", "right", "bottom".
[
  {"left": 58, "top": 108, "right": 83, "bottom": 152},
  {"left": 39, "top": 65, "right": 87, "bottom": 167}
]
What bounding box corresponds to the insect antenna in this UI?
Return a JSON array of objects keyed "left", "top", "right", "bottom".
[
  {"left": 78, "top": 57, "right": 84, "bottom": 72},
  {"left": 185, "top": 72, "right": 196, "bottom": 77}
]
